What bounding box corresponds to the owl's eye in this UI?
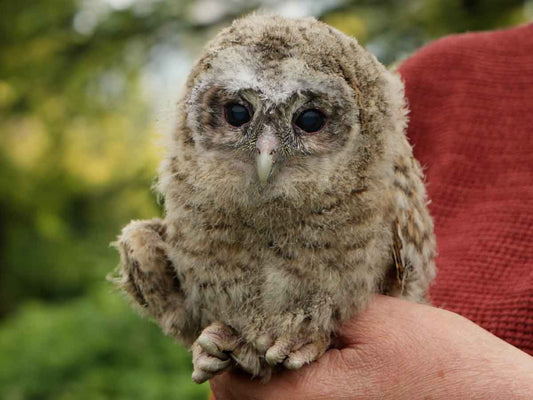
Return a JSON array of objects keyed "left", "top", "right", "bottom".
[
  {"left": 294, "top": 109, "right": 326, "bottom": 133},
  {"left": 224, "top": 103, "right": 252, "bottom": 127}
]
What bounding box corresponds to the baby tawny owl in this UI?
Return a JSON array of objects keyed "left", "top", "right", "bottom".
[{"left": 113, "top": 14, "right": 436, "bottom": 383}]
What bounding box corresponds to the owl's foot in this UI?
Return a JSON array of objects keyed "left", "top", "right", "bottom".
[
  {"left": 265, "top": 335, "right": 329, "bottom": 370},
  {"left": 192, "top": 322, "right": 270, "bottom": 383},
  {"left": 191, "top": 341, "right": 231, "bottom": 383},
  {"left": 192, "top": 322, "right": 236, "bottom": 383}
]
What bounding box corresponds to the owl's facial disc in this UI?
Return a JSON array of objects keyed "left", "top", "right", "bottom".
[{"left": 186, "top": 48, "right": 360, "bottom": 192}]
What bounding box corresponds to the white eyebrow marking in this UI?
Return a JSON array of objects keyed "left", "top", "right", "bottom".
[{"left": 191, "top": 46, "right": 354, "bottom": 107}]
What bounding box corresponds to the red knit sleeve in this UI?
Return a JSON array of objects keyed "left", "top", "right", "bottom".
[{"left": 398, "top": 23, "right": 533, "bottom": 355}]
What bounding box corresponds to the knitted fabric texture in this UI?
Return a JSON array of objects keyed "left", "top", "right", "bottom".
[{"left": 398, "top": 23, "right": 533, "bottom": 355}]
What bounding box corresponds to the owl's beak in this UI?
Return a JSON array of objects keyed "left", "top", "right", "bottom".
[{"left": 255, "top": 132, "right": 279, "bottom": 185}]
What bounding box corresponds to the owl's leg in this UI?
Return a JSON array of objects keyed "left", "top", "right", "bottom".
[
  {"left": 265, "top": 335, "right": 329, "bottom": 370},
  {"left": 112, "top": 219, "right": 186, "bottom": 337},
  {"left": 230, "top": 340, "right": 267, "bottom": 379}
]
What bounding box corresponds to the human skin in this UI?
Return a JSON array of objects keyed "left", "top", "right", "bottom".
[{"left": 210, "top": 295, "right": 533, "bottom": 400}]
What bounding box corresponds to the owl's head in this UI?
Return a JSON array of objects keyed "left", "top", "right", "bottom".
[{"left": 162, "top": 14, "right": 407, "bottom": 212}]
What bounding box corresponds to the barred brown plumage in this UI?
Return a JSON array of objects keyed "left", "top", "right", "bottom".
[{"left": 110, "top": 13, "right": 436, "bottom": 383}]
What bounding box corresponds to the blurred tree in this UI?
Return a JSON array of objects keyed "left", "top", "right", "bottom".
[
  {"left": 0, "top": 0, "right": 189, "bottom": 314},
  {"left": 322, "top": 0, "right": 531, "bottom": 64}
]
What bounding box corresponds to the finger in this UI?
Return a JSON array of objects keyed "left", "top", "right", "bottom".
[
  {"left": 210, "top": 370, "right": 301, "bottom": 400},
  {"left": 211, "top": 353, "right": 346, "bottom": 400}
]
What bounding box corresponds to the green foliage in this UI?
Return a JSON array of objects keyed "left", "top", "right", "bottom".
[
  {"left": 0, "top": 0, "right": 531, "bottom": 398},
  {"left": 0, "top": 286, "right": 209, "bottom": 400},
  {"left": 0, "top": 0, "right": 165, "bottom": 313}
]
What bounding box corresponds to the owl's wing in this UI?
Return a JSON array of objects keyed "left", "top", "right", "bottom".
[
  {"left": 391, "top": 219, "right": 406, "bottom": 289},
  {"left": 110, "top": 218, "right": 188, "bottom": 337},
  {"left": 390, "top": 155, "right": 437, "bottom": 303}
]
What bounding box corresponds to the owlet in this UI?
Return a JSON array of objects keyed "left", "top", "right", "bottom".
[{"left": 112, "top": 14, "right": 436, "bottom": 383}]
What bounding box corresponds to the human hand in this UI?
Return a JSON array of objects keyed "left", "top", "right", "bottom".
[{"left": 211, "top": 295, "right": 533, "bottom": 400}]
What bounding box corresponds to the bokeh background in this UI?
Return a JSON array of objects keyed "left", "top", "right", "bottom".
[{"left": 0, "top": 0, "right": 531, "bottom": 399}]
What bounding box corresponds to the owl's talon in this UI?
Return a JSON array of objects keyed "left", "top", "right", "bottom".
[
  {"left": 197, "top": 321, "right": 238, "bottom": 359},
  {"left": 196, "top": 354, "right": 231, "bottom": 372},
  {"left": 191, "top": 333, "right": 232, "bottom": 384},
  {"left": 284, "top": 357, "right": 304, "bottom": 370},
  {"left": 197, "top": 334, "right": 229, "bottom": 360},
  {"left": 266, "top": 336, "right": 329, "bottom": 370},
  {"left": 191, "top": 368, "right": 214, "bottom": 384},
  {"left": 196, "top": 322, "right": 268, "bottom": 379},
  {"left": 265, "top": 336, "right": 296, "bottom": 366},
  {"left": 283, "top": 339, "right": 328, "bottom": 370},
  {"left": 192, "top": 322, "right": 237, "bottom": 382}
]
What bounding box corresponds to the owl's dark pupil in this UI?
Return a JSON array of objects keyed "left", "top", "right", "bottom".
[
  {"left": 295, "top": 109, "right": 326, "bottom": 133},
  {"left": 224, "top": 103, "right": 251, "bottom": 127}
]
